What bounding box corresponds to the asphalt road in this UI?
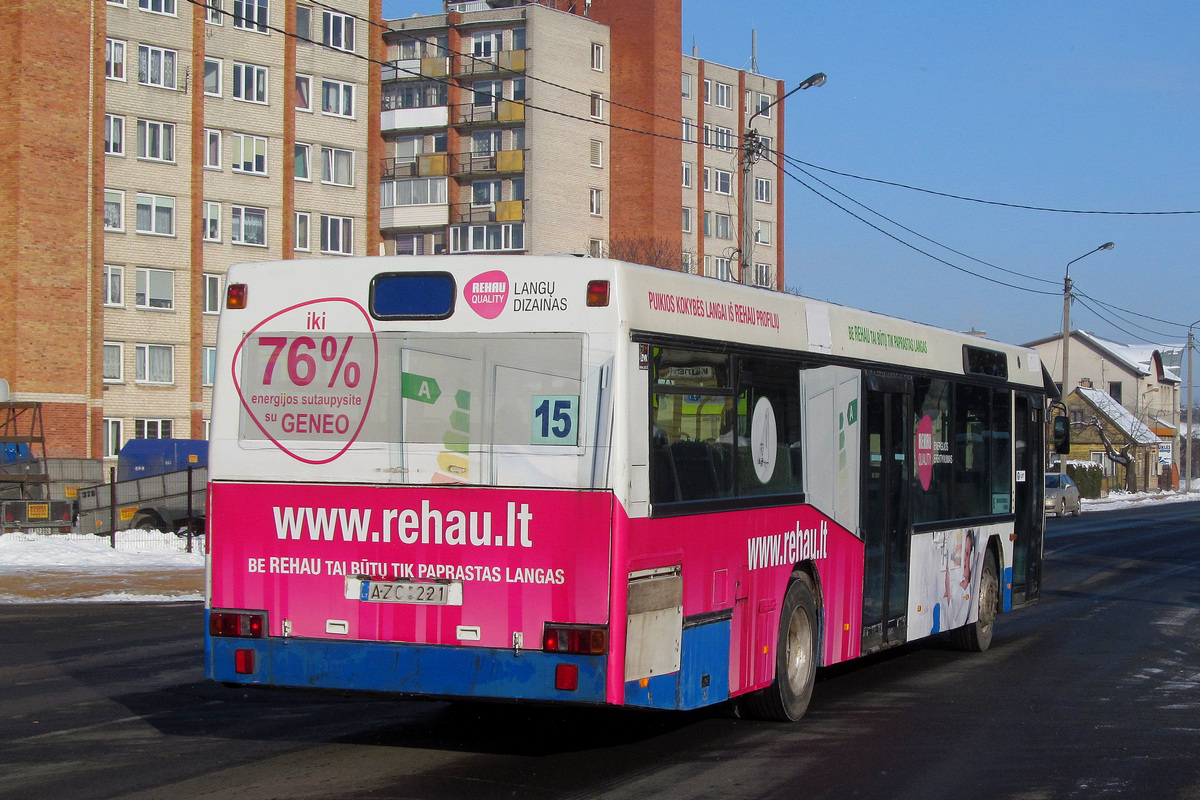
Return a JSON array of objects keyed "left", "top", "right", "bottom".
[{"left": 2, "top": 500, "right": 1199, "bottom": 800}]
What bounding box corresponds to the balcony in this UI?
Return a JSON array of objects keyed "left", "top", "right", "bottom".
[
  {"left": 456, "top": 49, "right": 526, "bottom": 76},
  {"left": 453, "top": 100, "right": 525, "bottom": 126},
  {"left": 381, "top": 204, "right": 449, "bottom": 231},
  {"left": 381, "top": 105, "right": 449, "bottom": 133},
  {"left": 381, "top": 155, "right": 449, "bottom": 180},
  {"left": 382, "top": 57, "right": 451, "bottom": 81},
  {"left": 451, "top": 201, "right": 525, "bottom": 224},
  {"left": 450, "top": 149, "right": 525, "bottom": 176}
]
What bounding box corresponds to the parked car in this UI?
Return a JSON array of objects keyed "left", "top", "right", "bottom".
[{"left": 1045, "top": 473, "right": 1082, "bottom": 517}]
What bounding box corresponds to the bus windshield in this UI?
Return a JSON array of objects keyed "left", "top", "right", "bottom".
[{"left": 236, "top": 331, "right": 610, "bottom": 490}]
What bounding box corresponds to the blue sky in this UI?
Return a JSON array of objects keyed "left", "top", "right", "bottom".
[{"left": 381, "top": 1, "right": 1200, "bottom": 347}]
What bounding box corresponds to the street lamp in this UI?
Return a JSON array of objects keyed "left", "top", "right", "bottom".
[
  {"left": 1187, "top": 319, "right": 1200, "bottom": 493},
  {"left": 739, "top": 73, "right": 826, "bottom": 284},
  {"left": 1060, "top": 241, "right": 1115, "bottom": 473}
]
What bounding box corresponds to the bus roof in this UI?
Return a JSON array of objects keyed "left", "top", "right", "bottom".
[{"left": 223, "top": 255, "right": 1045, "bottom": 389}]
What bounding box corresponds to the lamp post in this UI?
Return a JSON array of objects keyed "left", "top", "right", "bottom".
[
  {"left": 1060, "top": 241, "right": 1115, "bottom": 473},
  {"left": 739, "top": 72, "right": 826, "bottom": 284},
  {"left": 1188, "top": 319, "right": 1200, "bottom": 492}
]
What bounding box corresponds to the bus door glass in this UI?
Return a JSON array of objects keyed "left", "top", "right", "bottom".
[
  {"left": 1011, "top": 393, "right": 1043, "bottom": 603},
  {"left": 861, "top": 373, "right": 913, "bottom": 651}
]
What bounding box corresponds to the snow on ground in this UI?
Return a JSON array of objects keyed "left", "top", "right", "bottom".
[
  {"left": 3, "top": 490, "right": 1200, "bottom": 604},
  {"left": 0, "top": 530, "right": 204, "bottom": 603}
]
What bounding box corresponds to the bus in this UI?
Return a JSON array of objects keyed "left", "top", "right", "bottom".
[{"left": 205, "top": 255, "right": 1047, "bottom": 721}]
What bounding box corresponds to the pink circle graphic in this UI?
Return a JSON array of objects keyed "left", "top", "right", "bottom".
[
  {"left": 916, "top": 414, "right": 934, "bottom": 491},
  {"left": 464, "top": 270, "right": 509, "bottom": 319}
]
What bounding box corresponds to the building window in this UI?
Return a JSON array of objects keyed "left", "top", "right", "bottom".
[
  {"left": 755, "top": 219, "right": 772, "bottom": 245},
  {"left": 591, "top": 42, "right": 604, "bottom": 71},
  {"left": 103, "top": 342, "right": 124, "bottom": 382},
  {"left": 103, "top": 265, "right": 124, "bottom": 307},
  {"left": 105, "top": 115, "right": 125, "bottom": 155},
  {"left": 395, "top": 233, "right": 424, "bottom": 256},
  {"left": 590, "top": 139, "right": 603, "bottom": 168},
  {"left": 473, "top": 79, "right": 501, "bottom": 108},
  {"left": 710, "top": 257, "right": 733, "bottom": 281},
  {"left": 106, "top": 39, "right": 125, "bottom": 80},
  {"left": 449, "top": 223, "right": 524, "bottom": 253},
  {"left": 137, "top": 45, "right": 177, "bottom": 89},
  {"left": 104, "top": 190, "right": 124, "bottom": 232},
  {"left": 296, "top": 4, "right": 312, "bottom": 39},
  {"left": 322, "top": 79, "right": 355, "bottom": 118},
  {"left": 682, "top": 161, "right": 692, "bottom": 188},
  {"left": 233, "top": 62, "right": 268, "bottom": 103},
  {"left": 589, "top": 92, "right": 604, "bottom": 120},
  {"left": 136, "top": 119, "right": 175, "bottom": 163},
  {"left": 294, "top": 143, "right": 311, "bottom": 180},
  {"left": 471, "top": 129, "right": 499, "bottom": 156},
  {"left": 704, "top": 211, "right": 731, "bottom": 240},
  {"left": 754, "top": 263, "right": 773, "bottom": 287},
  {"left": 232, "top": 205, "right": 266, "bottom": 246},
  {"left": 135, "top": 417, "right": 174, "bottom": 438},
  {"left": 103, "top": 419, "right": 123, "bottom": 458},
  {"left": 757, "top": 92, "right": 773, "bottom": 117},
  {"left": 135, "top": 194, "right": 174, "bottom": 236},
  {"left": 682, "top": 73, "right": 691, "bottom": 99},
  {"left": 206, "top": 0, "right": 222, "bottom": 24},
  {"left": 295, "top": 212, "right": 310, "bottom": 251},
  {"left": 321, "top": 147, "right": 354, "bottom": 186},
  {"left": 380, "top": 177, "right": 447, "bottom": 207},
  {"left": 322, "top": 10, "right": 354, "bottom": 52},
  {"left": 320, "top": 215, "right": 353, "bottom": 255},
  {"left": 755, "top": 177, "right": 772, "bottom": 203},
  {"left": 204, "top": 129, "right": 221, "bottom": 169},
  {"left": 589, "top": 188, "right": 602, "bottom": 217},
  {"left": 202, "top": 201, "right": 221, "bottom": 241},
  {"left": 511, "top": 77, "right": 526, "bottom": 101},
  {"left": 138, "top": 0, "right": 176, "bottom": 14},
  {"left": 295, "top": 74, "right": 312, "bottom": 111},
  {"left": 704, "top": 80, "right": 731, "bottom": 108},
  {"left": 471, "top": 179, "right": 501, "bottom": 208},
  {"left": 589, "top": 238, "right": 603, "bottom": 258},
  {"left": 682, "top": 251, "right": 696, "bottom": 274},
  {"left": 682, "top": 117, "right": 694, "bottom": 142},
  {"left": 203, "top": 274, "right": 222, "bottom": 314},
  {"left": 704, "top": 124, "right": 733, "bottom": 152},
  {"left": 204, "top": 58, "right": 221, "bottom": 96},
  {"left": 202, "top": 347, "right": 218, "bottom": 387},
  {"left": 233, "top": 0, "right": 268, "bottom": 32},
  {"left": 135, "top": 345, "right": 174, "bottom": 385},
  {"left": 682, "top": 207, "right": 692, "bottom": 233},
  {"left": 712, "top": 169, "right": 732, "bottom": 196},
  {"left": 1109, "top": 382, "right": 1123, "bottom": 404},
  {"left": 472, "top": 31, "right": 500, "bottom": 60},
  {"left": 135, "top": 267, "right": 174, "bottom": 310},
  {"left": 232, "top": 133, "right": 268, "bottom": 175}
]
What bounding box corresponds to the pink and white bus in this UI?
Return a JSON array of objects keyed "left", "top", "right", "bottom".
[{"left": 205, "top": 255, "right": 1047, "bottom": 720}]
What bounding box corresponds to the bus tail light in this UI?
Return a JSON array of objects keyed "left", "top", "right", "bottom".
[
  {"left": 210, "top": 611, "right": 265, "bottom": 638},
  {"left": 235, "top": 649, "right": 256, "bottom": 674},
  {"left": 586, "top": 280, "right": 610, "bottom": 307},
  {"left": 226, "top": 283, "right": 248, "bottom": 309},
  {"left": 542, "top": 624, "right": 607, "bottom": 655},
  {"left": 555, "top": 663, "right": 579, "bottom": 691}
]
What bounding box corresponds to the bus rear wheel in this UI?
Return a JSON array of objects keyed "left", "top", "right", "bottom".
[
  {"left": 742, "top": 573, "right": 819, "bottom": 722},
  {"left": 952, "top": 551, "right": 998, "bottom": 653}
]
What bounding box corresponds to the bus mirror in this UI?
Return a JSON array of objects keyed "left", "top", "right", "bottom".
[{"left": 1053, "top": 415, "right": 1071, "bottom": 455}]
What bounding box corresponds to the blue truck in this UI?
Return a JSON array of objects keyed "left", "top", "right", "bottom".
[{"left": 76, "top": 440, "right": 208, "bottom": 534}]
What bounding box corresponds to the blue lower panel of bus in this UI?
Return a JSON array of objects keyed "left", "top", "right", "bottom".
[
  {"left": 624, "top": 618, "right": 731, "bottom": 710},
  {"left": 207, "top": 633, "right": 607, "bottom": 704}
]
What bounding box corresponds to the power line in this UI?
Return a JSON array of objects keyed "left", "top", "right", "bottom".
[{"left": 792, "top": 158, "right": 1200, "bottom": 216}]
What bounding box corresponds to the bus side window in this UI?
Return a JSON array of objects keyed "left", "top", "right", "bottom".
[{"left": 738, "top": 357, "right": 803, "bottom": 498}]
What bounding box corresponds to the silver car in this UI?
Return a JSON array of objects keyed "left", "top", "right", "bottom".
[{"left": 1045, "top": 473, "right": 1082, "bottom": 517}]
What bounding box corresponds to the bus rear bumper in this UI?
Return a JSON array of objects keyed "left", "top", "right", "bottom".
[{"left": 207, "top": 634, "right": 607, "bottom": 704}]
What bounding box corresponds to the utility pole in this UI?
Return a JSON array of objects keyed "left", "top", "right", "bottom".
[
  {"left": 739, "top": 72, "right": 825, "bottom": 285},
  {"left": 1060, "top": 242, "right": 1115, "bottom": 474}
]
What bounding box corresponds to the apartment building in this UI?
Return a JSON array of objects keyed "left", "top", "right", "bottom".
[
  {"left": 380, "top": 0, "right": 785, "bottom": 288},
  {"left": 0, "top": 0, "right": 379, "bottom": 458}
]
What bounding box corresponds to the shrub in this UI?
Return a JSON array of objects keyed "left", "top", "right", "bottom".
[{"left": 1067, "top": 461, "right": 1104, "bottom": 499}]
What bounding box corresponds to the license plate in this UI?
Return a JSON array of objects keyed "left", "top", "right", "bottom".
[{"left": 345, "top": 578, "right": 462, "bottom": 606}]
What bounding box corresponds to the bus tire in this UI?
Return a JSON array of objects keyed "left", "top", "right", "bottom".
[
  {"left": 953, "top": 550, "right": 998, "bottom": 653},
  {"left": 743, "top": 573, "right": 819, "bottom": 722}
]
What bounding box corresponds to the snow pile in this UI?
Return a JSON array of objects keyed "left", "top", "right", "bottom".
[{"left": 1082, "top": 491, "right": 1200, "bottom": 512}]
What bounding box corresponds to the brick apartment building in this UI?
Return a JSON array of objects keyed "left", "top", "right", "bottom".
[{"left": 0, "top": 0, "right": 782, "bottom": 460}]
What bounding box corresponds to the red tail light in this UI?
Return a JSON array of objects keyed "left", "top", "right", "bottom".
[
  {"left": 542, "top": 624, "right": 607, "bottom": 655},
  {"left": 235, "top": 649, "right": 256, "bottom": 674},
  {"left": 210, "top": 611, "right": 265, "bottom": 638},
  {"left": 226, "top": 283, "right": 248, "bottom": 309},
  {"left": 555, "top": 663, "right": 579, "bottom": 691},
  {"left": 586, "top": 280, "right": 610, "bottom": 307}
]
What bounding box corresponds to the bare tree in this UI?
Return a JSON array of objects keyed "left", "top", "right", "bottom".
[
  {"left": 603, "top": 236, "right": 694, "bottom": 271},
  {"left": 1073, "top": 415, "right": 1139, "bottom": 493}
]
